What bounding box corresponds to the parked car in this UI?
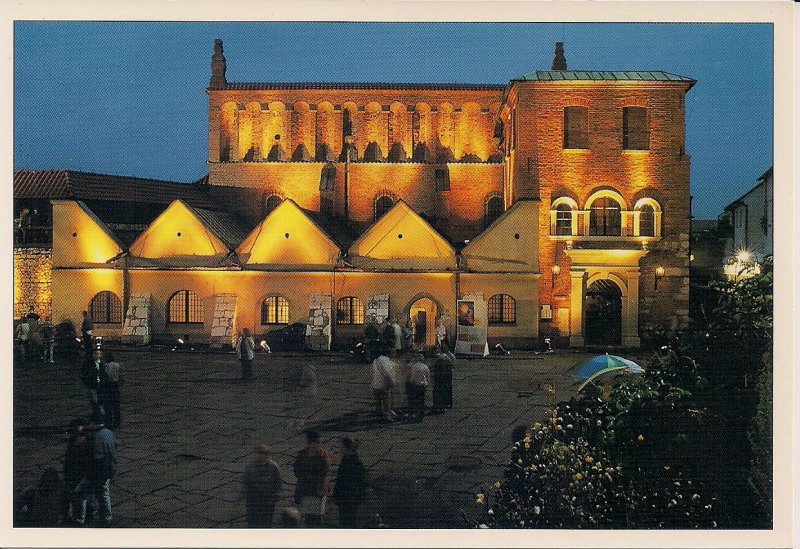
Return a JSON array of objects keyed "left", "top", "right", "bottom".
[{"left": 263, "top": 322, "right": 306, "bottom": 351}]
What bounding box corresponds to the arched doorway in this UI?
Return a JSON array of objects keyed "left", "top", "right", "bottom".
[
  {"left": 408, "top": 297, "right": 438, "bottom": 348},
  {"left": 584, "top": 279, "right": 622, "bottom": 345}
]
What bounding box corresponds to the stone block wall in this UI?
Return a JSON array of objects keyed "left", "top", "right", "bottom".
[
  {"left": 210, "top": 293, "right": 238, "bottom": 348},
  {"left": 13, "top": 247, "right": 52, "bottom": 320},
  {"left": 305, "top": 293, "right": 332, "bottom": 351},
  {"left": 365, "top": 294, "right": 390, "bottom": 324},
  {"left": 122, "top": 293, "right": 151, "bottom": 345}
]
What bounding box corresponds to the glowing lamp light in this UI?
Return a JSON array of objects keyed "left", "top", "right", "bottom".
[
  {"left": 551, "top": 264, "right": 561, "bottom": 288},
  {"left": 736, "top": 250, "right": 753, "bottom": 264},
  {"left": 260, "top": 340, "right": 272, "bottom": 353},
  {"left": 654, "top": 266, "right": 666, "bottom": 290}
]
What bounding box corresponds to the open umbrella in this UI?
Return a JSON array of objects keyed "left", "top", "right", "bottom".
[{"left": 574, "top": 354, "right": 643, "bottom": 392}]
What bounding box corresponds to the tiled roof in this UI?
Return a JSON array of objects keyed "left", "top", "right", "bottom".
[
  {"left": 218, "top": 82, "right": 506, "bottom": 92},
  {"left": 14, "top": 170, "right": 219, "bottom": 208},
  {"left": 185, "top": 204, "right": 249, "bottom": 250},
  {"left": 514, "top": 70, "right": 695, "bottom": 87}
]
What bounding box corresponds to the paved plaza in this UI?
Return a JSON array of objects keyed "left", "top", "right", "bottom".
[{"left": 13, "top": 347, "right": 644, "bottom": 528}]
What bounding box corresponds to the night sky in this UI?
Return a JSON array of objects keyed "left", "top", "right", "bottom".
[{"left": 13, "top": 22, "right": 773, "bottom": 219}]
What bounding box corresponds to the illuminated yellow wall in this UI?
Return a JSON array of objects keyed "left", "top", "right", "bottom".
[
  {"left": 236, "top": 199, "right": 339, "bottom": 268},
  {"left": 51, "top": 268, "right": 124, "bottom": 337},
  {"left": 460, "top": 273, "right": 540, "bottom": 346},
  {"left": 348, "top": 201, "right": 457, "bottom": 270},
  {"left": 462, "top": 200, "right": 540, "bottom": 273},
  {"left": 51, "top": 201, "right": 123, "bottom": 266},
  {"left": 129, "top": 200, "right": 229, "bottom": 259},
  {"left": 14, "top": 247, "right": 52, "bottom": 320}
]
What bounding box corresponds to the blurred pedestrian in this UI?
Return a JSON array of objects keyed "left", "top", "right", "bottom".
[
  {"left": 293, "top": 430, "right": 330, "bottom": 527},
  {"left": 435, "top": 318, "right": 447, "bottom": 350},
  {"left": 371, "top": 353, "right": 397, "bottom": 422},
  {"left": 15, "top": 467, "right": 63, "bottom": 527},
  {"left": 74, "top": 423, "right": 116, "bottom": 526},
  {"left": 80, "top": 311, "right": 93, "bottom": 355},
  {"left": 15, "top": 319, "right": 30, "bottom": 364},
  {"left": 236, "top": 328, "right": 256, "bottom": 382},
  {"left": 242, "top": 443, "right": 282, "bottom": 528},
  {"left": 81, "top": 349, "right": 105, "bottom": 422},
  {"left": 40, "top": 317, "right": 55, "bottom": 364},
  {"left": 62, "top": 418, "right": 91, "bottom": 524},
  {"left": 332, "top": 437, "right": 368, "bottom": 528},
  {"left": 407, "top": 354, "right": 431, "bottom": 422},
  {"left": 101, "top": 351, "right": 121, "bottom": 428},
  {"left": 391, "top": 318, "right": 402, "bottom": 353},
  {"left": 431, "top": 344, "right": 455, "bottom": 413}
]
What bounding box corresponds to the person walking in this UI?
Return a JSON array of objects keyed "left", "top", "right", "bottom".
[
  {"left": 81, "top": 350, "right": 105, "bottom": 422},
  {"left": 15, "top": 467, "right": 63, "bottom": 527},
  {"left": 371, "top": 353, "right": 397, "bottom": 422},
  {"left": 40, "top": 318, "right": 55, "bottom": 364},
  {"left": 15, "top": 319, "right": 30, "bottom": 364},
  {"left": 332, "top": 437, "right": 368, "bottom": 528},
  {"left": 80, "top": 311, "right": 93, "bottom": 355},
  {"left": 74, "top": 423, "right": 116, "bottom": 526},
  {"left": 242, "top": 443, "right": 282, "bottom": 528},
  {"left": 101, "top": 352, "right": 121, "bottom": 428},
  {"left": 236, "top": 328, "right": 256, "bottom": 382},
  {"left": 435, "top": 318, "right": 447, "bottom": 350},
  {"left": 293, "top": 430, "right": 330, "bottom": 527},
  {"left": 431, "top": 344, "right": 455, "bottom": 413},
  {"left": 407, "top": 354, "right": 431, "bottom": 422},
  {"left": 62, "top": 418, "right": 91, "bottom": 524},
  {"left": 391, "top": 318, "right": 403, "bottom": 353}
]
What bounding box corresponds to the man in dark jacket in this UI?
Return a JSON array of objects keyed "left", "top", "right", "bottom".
[
  {"left": 81, "top": 350, "right": 105, "bottom": 421},
  {"left": 74, "top": 423, "right": 116, "bottom": 526},
  {"left": 332, "top": 437, "right": 368, "bottom": 528},
  {"left": 80, "top": 311, "right": 93, "bottom": 355},
  {"left": 242, "top": 443, "right": 282, "bottom": 527},
  {"left": 293, "top": 430, "right": 330, "bottom": 527}
]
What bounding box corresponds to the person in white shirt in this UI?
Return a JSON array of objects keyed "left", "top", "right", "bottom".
[
  {"left": 406, "top": 354, "right": 431, "bottom": 422},
  {"left": 236, "top": 328, "right": 256, "bottom": 382},
  {"left": 371, "top": 354, "right": 397, "bottom": 422}
]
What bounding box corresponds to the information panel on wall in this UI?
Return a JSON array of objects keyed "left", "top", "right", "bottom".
[{"left": 454, "top": 294, "right": 489, "bottom": 357}]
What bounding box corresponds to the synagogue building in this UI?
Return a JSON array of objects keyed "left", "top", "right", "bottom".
[{"left": 31, "top": 41, "right": 694, "bottom": 350}]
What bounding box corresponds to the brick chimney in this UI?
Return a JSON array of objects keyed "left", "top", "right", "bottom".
[
  {"left": 210, "top": 39, "right": 227, "bottom": 89},
  {"left": 551, "top": 42, "right": 567, "bottom": 71}
]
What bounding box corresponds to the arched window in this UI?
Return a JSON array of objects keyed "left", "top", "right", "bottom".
[
  {"left": 589, "top": 197, "right": 622, "bottom": 236},
  {"left": 484, "top": 195, "right": 504, "bottom": 228},
  {"left": 488, "top": 294, "right": 516, "bottom": 324},
  {"left": 265, "top": 195, "right": 283, "bottom": 215},
  {"left": 261, "top": 296, "right": 289, "bottom": 325},
  {"left": 639, "top": 204, "right": 655, "bottom": 237},
  {"left": 555, "top": 204, "right": 573, "bottom": 235},
  {"left": 168, "top": 290, "right": 203, "bottom": 324},
  {"left": 89, "top": 291, "right": 123, "bottom": 324},
  {"left": 374, "top": 194, "right": 395, "bottom": 221},
  {"left": 336, "top": 297, "right": 364, "bottom": 325}
]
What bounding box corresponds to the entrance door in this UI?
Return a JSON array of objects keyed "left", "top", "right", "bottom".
[
  {"left": 584, "top": 279, "right": 622, "bottom": 345},
  {"left": 409, "top": 297, "right": 438, "bottom": 348},
  {"left": 414, "top": 311, "right": 427, "bottom": 346}
]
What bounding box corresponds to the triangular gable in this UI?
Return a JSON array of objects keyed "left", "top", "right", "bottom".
[
  {"left": 129, "top": 199, "right": 231, "bottom": 262},
  {"left": 348, "top": 200, "right": 457, "bottom": 270},
  {"left": 236, "top": 199, "right": 340, "bottom": 269},
  {"left": 51, "top": 200, "right": 124, "bottom": 266},
  {"left": 461, "top": 200, "right": 540, "bottom": 272}
]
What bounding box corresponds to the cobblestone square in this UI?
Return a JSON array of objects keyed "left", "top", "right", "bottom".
[{"left": 13, "top": 348, "right": 639, "bottom": 528}]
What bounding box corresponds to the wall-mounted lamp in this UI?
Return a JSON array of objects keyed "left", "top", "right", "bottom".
[
  {"left": 551, "top": 264, "right": 561, "bottom": 288},
  {"left": 654, "top": 266, "right": 666, "bottom": 290}
]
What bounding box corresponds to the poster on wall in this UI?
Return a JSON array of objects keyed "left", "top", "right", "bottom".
[{"left": 455, "top": 295, "right": 489, "bottom": 357}]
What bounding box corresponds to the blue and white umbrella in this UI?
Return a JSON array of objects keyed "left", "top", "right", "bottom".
[{"left": 574, "top": 354, "right": 643, "bottom": 391}]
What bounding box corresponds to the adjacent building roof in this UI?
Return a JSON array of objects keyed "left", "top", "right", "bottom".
[
  {"left": 218, "top": 82, "right": 506, "bottom": 92},
  {"left": 513, "top": 70, "right": 696, "bottom": 88},
  {"left": 14, "top": 170, "right": 219, "bottom": 208}
]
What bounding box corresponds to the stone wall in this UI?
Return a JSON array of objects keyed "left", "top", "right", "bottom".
[
  {"left": 305, "top": 294, "right": 332, "bottom": 351},
  {"left": 210, "top": 293, "right": 237, "bottom": 348},
  {"left": 122, "top": 293, "right": 151, "bottom": 345},
  {"left": 13, "top": 247, "right": 52, "bottom": 320}
]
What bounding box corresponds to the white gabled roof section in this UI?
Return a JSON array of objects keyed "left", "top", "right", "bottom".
[
  {"left": 461, "top": 200, "right": 539, "bottom": 273},
  {"left": 236, "top": 199, "right": 340, "bottom": 269},
  {"left": 128, "top": 199, "right": 231, "bottom": 261},
  {"left": 347, "top": 200, "right": 456, "bottom": 270},
  {"left": 51, "top": 200, "right": 124, "bottom": 266}
]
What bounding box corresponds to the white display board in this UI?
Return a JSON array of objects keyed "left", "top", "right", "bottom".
[{"left": 454, "top": 293, "right": 489, "bottom": 357}]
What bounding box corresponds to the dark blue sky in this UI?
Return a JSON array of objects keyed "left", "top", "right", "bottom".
[{"left": 14, "top": 22, "right": 772, "bottom": 218}]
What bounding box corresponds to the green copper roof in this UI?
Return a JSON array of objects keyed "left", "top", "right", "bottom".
[{"left": 514, "top": 70, "right": 695, "bottom": 87}]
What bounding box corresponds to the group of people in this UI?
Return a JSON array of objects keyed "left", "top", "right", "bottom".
[
  {"left": 15, "top": 419, "right": 117, "bottom": 527},
  {"left": 371, "top": 344, "right": 455, "bottom": 423},
  {"left": 14, "top": 306, "right": 56, "bottom": 364},
  {"left": 81, "top": 349, "right": 122, "bottom": 429},
  {"left": 242, "top": 431, "right": 368, "bottom": 528}
]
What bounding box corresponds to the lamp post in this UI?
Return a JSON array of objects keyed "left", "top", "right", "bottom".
[
  {"left": 654, "top": 266, "right": 666, "bottom": 290},
  {"left": 343, "top": 133, "right": 354, "bottom": 224},
  {"left": 551, "top": 264, "right": 561, "bottom": 288}
]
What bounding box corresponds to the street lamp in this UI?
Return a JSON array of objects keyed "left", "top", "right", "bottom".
[
  {"left": 343, "top": 133, "right": 354, "bottom": 224},
  {"left": 551, "top": 264, "right": 561, "bottom": 288},
  {"left": 654, "top": 266, "right": 666, "bottom": 290}
]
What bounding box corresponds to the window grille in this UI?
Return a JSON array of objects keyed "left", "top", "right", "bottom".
[
  {"left": 168, "top": 290, "right": 203, "bottom": 324},
  {"left": 488, "top": 294, "right": 516, "bottom": 324},
  {"left": 89, "top": 291, "right": 123, "bottom": 324},
  {"left": 336, "top": 297, "right": 364, "bottom": 325},
  {"left": 262, "top": 296, "right": 289, "bottom": 325}
]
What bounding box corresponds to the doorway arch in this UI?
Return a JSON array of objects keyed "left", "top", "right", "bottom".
[
  {"left": 584, "top": 278, "right": 623, "bottom": 345},
  {"left": 406, "top": 296, "right": 440, "bottom": 349}
]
